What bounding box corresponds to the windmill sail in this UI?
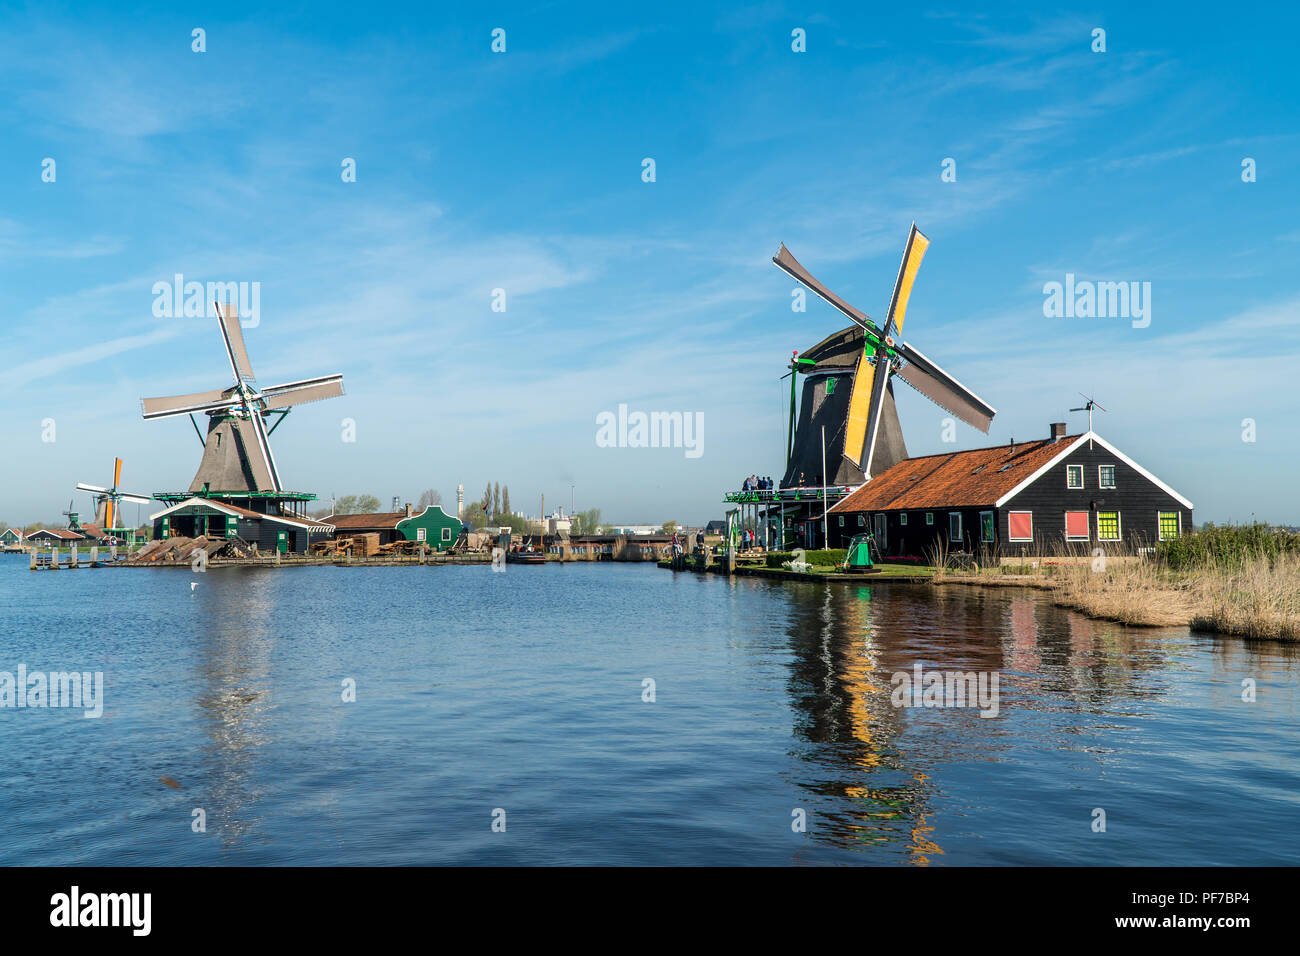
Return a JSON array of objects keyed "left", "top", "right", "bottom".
[
  {"left": 261, "top": 375, "right": 346, "bottom": 409},
  {"left": 141, "top": 388, "right": 241, "bottom": 420},
  {"left": 217, "top": 304, "right": 256, "bottom": 381},
  {"left": 883, "top": 224, "right": 929, "bottom": 337},
  {"left": 773, "top": 244, "right": 872, "bottom": 329},
  {"left": 895, "top": 341, "right": 996, "bottom": 433},
  {"left": 856, "top": 224, "right": 931, "bottom": 476},
  {"left": 841, "top": 352, "right": 875, "bottom": 468}
]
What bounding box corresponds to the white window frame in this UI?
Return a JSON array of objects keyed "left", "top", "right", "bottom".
[
  {"left": 1064, "top": 510, "right": 1090, "bottom": 541},
  {"left": 926, "top": 512, "right": 934, "bottom": 526},
  {"left": 857, "top": 515, "right": 865, "bottom": 527},
  {"left": 1157, "top": 510, "right": 1181, "bottom": 541},
  {"left": 979, "top": 510, "right": 995, "bottom": 544},
  {"left": 1098, "top": 464, "right": 1117, "bottom": 489},
  {"left": 948, "top": 512, "right": 962, "bottom": 543},
  {"left": 899, "top": 512, "right": 908, "bottom": 526},
  {"left": 1066, "top": 464, "right": 1084, "bottom": 489},
  {"left": 837, "top": 515, "right": 844, "bottom": 527},
  {"left": 1096, "top": 510, "right": 1122, "bottom": 542},
  {"left": 442, "top": 526, "right": 453, "bottom": 541},
  {"left": 1007, "top": 510, "right": 1033, "bottom": 542},
  {"left": 417, "top": 527, "right": 427, "bottom": 541}
]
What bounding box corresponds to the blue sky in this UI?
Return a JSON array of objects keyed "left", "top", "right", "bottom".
[{"left": 1, "top": 2, "right": 1297, "bottom": 526}]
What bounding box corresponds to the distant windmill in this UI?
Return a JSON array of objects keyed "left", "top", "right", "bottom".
[
  {"left": 76, "top": 457, "right": 151, "bottom": 534},
  {"left": 772, "top": 223, "right": 997, "bottom": 483},
  {"left": 1070, "top": 392, "right": 1107, "bottom": 447},
  {"left": 60, "top": 499, "right": 77, "bottom": 529},
  {"left": 140, "top": 304, "right": 345, "bottom": 497}
]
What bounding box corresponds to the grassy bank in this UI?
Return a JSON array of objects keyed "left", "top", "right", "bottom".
[{"left": 942, "top": 524, "right": 1300, "bottom": 640}]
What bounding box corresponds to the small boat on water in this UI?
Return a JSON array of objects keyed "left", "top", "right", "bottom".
[
  {"left": 506, "top": 547, "right": 546, "bottom": 565},
  {"left": 507, "top": 494, "right": 549, "bottom": 564}
]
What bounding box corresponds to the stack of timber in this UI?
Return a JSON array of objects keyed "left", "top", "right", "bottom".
[
  {"left": 126, "top": 535, "right": 229, "bottom": 565},
  {"left": 309, "top": 533, "right": 382, "bottom": 558}
]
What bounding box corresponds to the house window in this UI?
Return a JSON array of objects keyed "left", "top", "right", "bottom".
[
  {"left": 857, "top": 515, "right": 865, "bottom": 527},
  {"left": 1065, "top": 511, "right": 1090, "bottom": 540},
  {"left": 837, "top": 515, "right": 844, "bottom": 527},
  {"left": 1067, "top": 464, "right": 1084, "bottom": 489},
  {"left": 825, "top": 378, "right": 836, "bottom": 395},
  {"left": 442, "top": 527, "right": 452, "bottom": 541},
  {"left": 1099, "top": 464, "right": 1116, "bottom": 489},
  {"left": 900, "top": 513, "right": 908, "bottom": 526},
  {"left": 1158, "top": 511, "right": 1180, "bottom": 540},
  {"left": 980, "top": 511, "right": 995, "bottom": 543},
  {"left": 926, "top": 512, "right": 934, "bottom": 525},
  {"left": 948, "top": 512, "right": 962, "bottom": 543},
  {"left": 1008, "top": 511, "right": 1033, "bottom": 541},
  {"left": 417, "top": 527, "right": 427, "bottom": 541},
  {"left": 1097, "top": 511, "right": 1121, "bottom": 541}
]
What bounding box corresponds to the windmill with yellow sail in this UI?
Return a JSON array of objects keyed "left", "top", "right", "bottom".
[
  {"left": 773, "top": 224, "right": 996, "bottom": 487},
  {"left": 76, "top": 457, "right": 152, "bottom": 544}
]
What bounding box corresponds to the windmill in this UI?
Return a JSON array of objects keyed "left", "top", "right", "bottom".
[
  {"left": 60, "top": 499, "right": 78, "bottom": 529},
  {"left": 75, "top": 457, "right": 151, "bottom": 535},
  {"left": 140, "top": 303, "right": 345, "bottom": 501},
  {"left": 772, "top": 223, "right": 997, "bottom": 485},
  {"left": 1070, "top": 392, "right": 1107, "bottom": 446}
]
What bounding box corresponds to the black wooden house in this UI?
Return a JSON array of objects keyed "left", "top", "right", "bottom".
[{"left": 827, "top": 423, "right": 1192, "bottom": 559}]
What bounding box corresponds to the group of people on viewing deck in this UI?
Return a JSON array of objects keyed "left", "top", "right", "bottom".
[{"left": 741, "top": 475, "right": 774, "bottom": 490}]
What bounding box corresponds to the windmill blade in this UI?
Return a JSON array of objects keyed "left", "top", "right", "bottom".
[
  {"left": 246, "top": 411, "right": 283, "bottom": 491},
  {"left": 841, "top": 351, "right": 877, "bottom": 470},
  {"left": 76, "top": 482, "right": 110, "bottom": 494},
  {"left": 772, "top": 244, "right": 874, "bottom": 331},
  {"left": 857, "top": 349, "right": 895, "bottom": 475},
  {"left": 228, "top": 416, "right": 278, "bottom": 491},
  {"left": 883, "top": 223, "right": 930, "bottom": 338},
  {"left": 895, "top": 340, "right": 996, "bottom": 433},
  {"left": 112, "top": 457, "right": 122, "bottom": 491},
  {"left": 141, "top": 388, "right": 242, "bottom": 420},
  {"left": 118, "top": 492, "right": 153, "bottom": 505},
  {"left": 260, "top": 374, "right": 345, "bottom": 410},
  {"left": 217, "top": 303, "right": 256, "bottom": 382}
]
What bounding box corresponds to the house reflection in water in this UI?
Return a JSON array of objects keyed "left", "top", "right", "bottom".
[{"left": 780, "top": 580, "right": 1181, "bottom": 864}]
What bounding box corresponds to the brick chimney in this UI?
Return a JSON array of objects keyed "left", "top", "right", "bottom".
[
  {"left": 1050, "top": 422, "right": 1067, "bottom": 441},
  {"left": 404, "top": 502, "right": 412, "bottom": 517}
]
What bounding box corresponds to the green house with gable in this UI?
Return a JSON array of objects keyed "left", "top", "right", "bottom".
[
  {"left": 396, "top": 505, "right": 463, "bottom": 550},
  {"left": 326, "top": 504, "right": 464, "bottom": 550}
]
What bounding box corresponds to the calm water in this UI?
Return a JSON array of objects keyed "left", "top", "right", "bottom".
[{"left": 1, "top": 555, "right": 1296, "bottom": 865}]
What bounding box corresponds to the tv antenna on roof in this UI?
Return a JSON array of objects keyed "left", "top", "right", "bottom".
[{"left": 1069, "top": 392, "right": 1107, "bottom": 448}]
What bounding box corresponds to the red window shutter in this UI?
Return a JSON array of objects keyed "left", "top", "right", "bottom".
[
  {"left": 1065, "top": 511, "right": 1089, "bottom": 538},
  {"left": 1008, "top": 512, "right": 1032, "bottom": 540}
]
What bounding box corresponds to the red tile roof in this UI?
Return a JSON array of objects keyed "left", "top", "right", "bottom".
[
  {"left": 324, "top": 511, "right": 406, "bottom": 530},
  {"left": 829, "top": 436, "right": 1078, "bottom": 513}
]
